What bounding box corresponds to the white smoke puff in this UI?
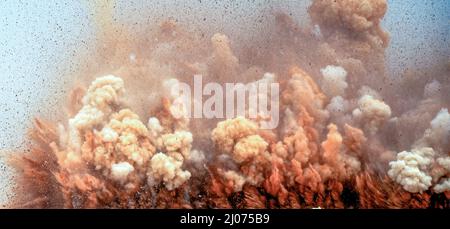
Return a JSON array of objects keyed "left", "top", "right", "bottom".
[
  {"left": 148, "top": 152, "right": 191, "bottom": 190},
  {"left": 389, "top": 109, "right": 450, "bottom": 193},
  {"left": 211, "top": 117, "right": 259, "bottom": 154},
  {"left": 326, "top": 96, "right": 349, "bottom": 114},
  {"left": 82, "top": 75, "right": 125, "bottom": 108},
  {"left": 352, "top": 107, "right": 362, "bottom": 118},
  {"left": 109, "top": 109, "right": 149, "bottom": 138},
  {"left": 161, "top": 131, "right": 193, "bottom": 158},
  {"left": 111, "top": 162, "right": 135, "bottom": 184},
  {"left": 424, "top": 80, "right": 441, "bottom": 98},
  {"left": 81, "top": 109, "right": 155, "bottom": 184},
  {"left": 69, "top": 75, "right": 124, "bottom": 129},
  {"left": 431, "top": 157, "right": 450, "bottom": 186},
  {"left": 223, "top": 170, "right": 246, "bottom": 192},
  {"left": 388, "top": 147, "right": 435, "bottom": 193},
  {"left": 233, "top": 135, "right": 268, "bottom": 163},
  {"left": 434, "top": 178, "right": 450, "bottom": 193},
  {"left": 101, "top": 126, "right": 118, "bottom": 142},
  {"left": 67, "top": 75, "right": 124, "bottom": 159},
  {"left": 353, "top": 94, "right": 391, "bottom": 134},
  {"left": 147, "top": 117, "right": 163, "bottom": 139},
  {"left": 420, "top": 108, "right": 450, "bottom": 150},
  {"left": 437, "top": 157, "right": 450, "bottom": 171},
  {"left": 68, "top": 106, "right": 101, "bottom": 149},
  {"left": 320, "top": 65, "right": 348, "bottom": 97},
  {"left": 431, "top": 109, "right": 450, "bottom": 130}
]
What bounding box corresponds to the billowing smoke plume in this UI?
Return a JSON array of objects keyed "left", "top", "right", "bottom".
[{"left": 8, "top": 0, "right": 449, "bottom": 208}]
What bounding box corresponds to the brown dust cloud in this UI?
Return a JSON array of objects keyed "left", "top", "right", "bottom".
[{"left": 7, "top": 0, "right": 450, "bottom": 208}]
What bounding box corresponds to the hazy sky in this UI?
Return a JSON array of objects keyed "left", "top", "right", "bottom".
[{"left": 384, "top": 0, "right": 449, "bottom": 75}]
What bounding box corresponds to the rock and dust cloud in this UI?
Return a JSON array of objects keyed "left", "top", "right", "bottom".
[{"left": 7, "top": 0, "right": 450, "bottom": 208}]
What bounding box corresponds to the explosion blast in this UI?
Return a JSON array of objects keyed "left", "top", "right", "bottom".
[{"left": 5, "top": 0, "right": 450, "bottom": 208}]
